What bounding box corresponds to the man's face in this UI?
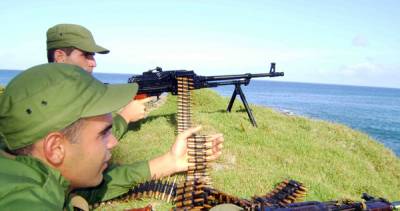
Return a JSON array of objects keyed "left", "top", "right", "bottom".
[
  {"left": 63, "top": 49, "right": 97, "bottom": 73},
  {"left": 62, "top": 114, "right": 117, "bottom": 189}
]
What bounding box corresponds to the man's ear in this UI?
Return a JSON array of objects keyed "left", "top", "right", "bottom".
[
  {"left": 54, "top": 49, "right": 66, "bottom": 63},
  {"left": 42, "top": 132, "right": 66, "bottom": 166}
]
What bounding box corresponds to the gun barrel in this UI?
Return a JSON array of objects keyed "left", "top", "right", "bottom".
[
  {"left": 201, "top": 79, "right": 249, "bottom": 88},
  {"left": 202, "top": 72, "right": 283, "bottom": 82}
]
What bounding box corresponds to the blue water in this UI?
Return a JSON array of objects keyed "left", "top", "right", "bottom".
[{"left": 1, "top": 70, "right": 399, "bottom": 156}]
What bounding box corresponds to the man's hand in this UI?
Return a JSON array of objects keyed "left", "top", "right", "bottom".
[
  {"left": 118, "top": 97, "right": 154, "bottom": 123},
  {"left": 170, "top": 126, "right": 224, "bottom": 172},
  {"left": 149, "top": 126, "right": 224, "bottom": 179}
]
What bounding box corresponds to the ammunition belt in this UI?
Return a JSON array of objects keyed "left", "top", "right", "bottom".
[{"left": 172, "top": 179, "right": 306, "bottom": 210}]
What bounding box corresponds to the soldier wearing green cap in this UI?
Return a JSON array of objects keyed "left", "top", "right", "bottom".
[
  {"left": 0, "top": 63, "right": 224, "bottom": 210},
  {"left": 46, "top": 23, "right": 148, "bottom": 141}
]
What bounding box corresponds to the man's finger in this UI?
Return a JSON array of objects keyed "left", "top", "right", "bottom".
[
  {"left": 206, "top": 151, "right": 222, "bottom": 161},
  {"left": 177, "top": 125, "right": 202, "bottom": 140},
  {"left": 137, "top": 97, "right": 154, "bottom": 104},
  {"left": 208, "top": 133, "right": 223, "bottom": 140}
]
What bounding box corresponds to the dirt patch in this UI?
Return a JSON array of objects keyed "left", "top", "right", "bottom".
[{"left": 212, "top": 153, "right": 236, "bottom": 171}]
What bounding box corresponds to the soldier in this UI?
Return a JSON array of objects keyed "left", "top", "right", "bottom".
[
  {"left": 0, "top": 63, "right": 223, "bottom": 210},
  {"left": 46, "top": 23, "right": 148, "bottom": 140}
]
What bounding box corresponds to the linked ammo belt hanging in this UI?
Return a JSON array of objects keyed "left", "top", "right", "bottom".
[{"left": 173, "top": 76, "right": 213, "bottom": 210}]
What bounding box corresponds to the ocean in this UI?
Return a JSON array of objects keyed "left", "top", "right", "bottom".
[{"left": 1, "top": 69, "right": 400, "bottom": 156}]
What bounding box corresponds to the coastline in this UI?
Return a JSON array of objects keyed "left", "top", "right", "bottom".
[{"left": 270, "top": 103, "right": 399, "bottom": 157}]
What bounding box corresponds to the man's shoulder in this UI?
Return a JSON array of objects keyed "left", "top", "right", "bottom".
[
  {"left": 0, "top": 155, "right": 48, "bottom": 195},
  {"left": 0, "top": 155, "right": 48, "bottom": 183},
  {"left": 0, "top": 155, "right": 67, "bottom": 209}
]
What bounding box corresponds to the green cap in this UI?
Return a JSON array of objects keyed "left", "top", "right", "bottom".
[
  {"left": 0, "top": 63, "right": 137, "bottom": 150},
  {"left": 46, "top": 24, "right": 110, "bottom": 54}
]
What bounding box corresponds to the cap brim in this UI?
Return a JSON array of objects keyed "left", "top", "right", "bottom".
[
  {"left": 80, "top": 44, "right": 110, "bottom": 54},
  {"left": 94, "top": 44, "right": 110, "bottom": 54},
  {"left": 81, "top": 83, "right": 138, "bottom": 117}
]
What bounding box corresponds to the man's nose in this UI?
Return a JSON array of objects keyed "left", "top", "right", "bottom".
[
  {"left": 88, "top": 55, "right": 97, "bottom": 68},
  {"left": 107, "top": 135, "right": 118, "bottom": 149}
]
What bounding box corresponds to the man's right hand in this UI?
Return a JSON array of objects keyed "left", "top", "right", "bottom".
[{"left": 118, "top": 97, "right": 154, "bottom": 123}]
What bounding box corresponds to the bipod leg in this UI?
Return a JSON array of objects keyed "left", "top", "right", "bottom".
[
  {"left": 226, "top": 86, "right": 238, "bottom": 112},
  {"left": 236, "top": 84, "right": 257, "bottom": 127}
]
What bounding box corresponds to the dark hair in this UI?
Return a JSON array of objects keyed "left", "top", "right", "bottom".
[
  {"left": 47, "top": 47, "right": 75, "bottom": 63},
  {"left": 9, "top": 119, "right": 85, "bottom": 156}
]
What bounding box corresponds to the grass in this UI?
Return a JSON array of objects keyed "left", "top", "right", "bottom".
[{"left": 96, "top": 89, "right": 400, "bottom": 210}]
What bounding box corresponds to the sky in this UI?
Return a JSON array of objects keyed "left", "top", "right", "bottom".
[{"left": 0, "top": 0, "right": 399, "bottom": 88}]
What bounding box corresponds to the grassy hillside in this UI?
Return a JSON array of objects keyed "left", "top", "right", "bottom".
[{"left": 97, "top": 89, "right": 400, "bottom": 210}]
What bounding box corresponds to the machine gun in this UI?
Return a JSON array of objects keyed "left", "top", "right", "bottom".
[
  {"left": 256, "top": 193, "right": 400, "bottom": 211},
  {"left": 128, "top": 62, "right": 283, "bottom": 127}
]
